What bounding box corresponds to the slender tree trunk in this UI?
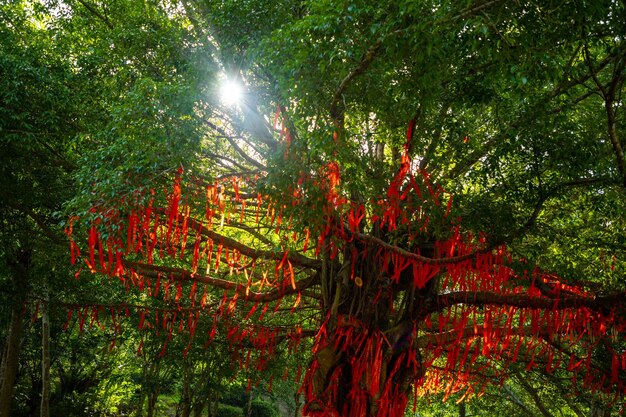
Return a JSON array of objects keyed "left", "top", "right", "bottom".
[
  {"left": 205, "top": 399, "right": 215, "bottom": 417},
  {"left": 294, "top": 392, "right": 301, "bottom": 417},
  {"left": 0, "top": 300, "right": 26, "bottom": 417},
  {"left": 0, "top": 250, "right": 31, "bottom": 417},
  {"left": 191, "top": 401, "right": 204, "bottom": 417},
  {"left": 459, "top": 402, "right": 466, "bottom": 417},
  {"left": 181, "top": 396, "right": 192, "bottom": 417},
  {"left": 144, "top": 357, "right": 163, "bottom": 417},
  {"left": 180, "top": 359, "right": 192, "bottom": 417},
  {"left": 245, "top": 392, "right": 252, "bottom": 417},
  {"left": 589, "top": 403, "right": 610, "bottom": 417},
  {"left": 205, "top": 385, "right": 218, "bottom": 417},
  {"left": 146, "top": 391, "right": 159, "bottom": 417},
  {"left": 136, "top": 393, "right": 146, "bottom": 417},
  {"left": 191, "top": 363, "right": 210, "bottom": 417},
  {"left": 40, "top": 296, "right": 50, "bottom": 417}
]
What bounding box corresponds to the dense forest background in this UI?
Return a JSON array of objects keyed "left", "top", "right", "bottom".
[{"left": 1, "top": 1, "right": 625, "bottom": 416}]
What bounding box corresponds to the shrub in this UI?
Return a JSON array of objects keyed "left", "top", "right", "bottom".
[
  {"left": 250, "top": 398, "right": 279, "bottom": 417},
  {"left": 217, "top": 404, "right": 244, "bottom": 417}
]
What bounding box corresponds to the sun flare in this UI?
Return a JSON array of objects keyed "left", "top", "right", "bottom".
[{"left": 220, "top": 79, "right": 243, "bottom": 106}]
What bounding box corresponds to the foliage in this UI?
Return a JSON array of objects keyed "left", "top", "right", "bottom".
[
  {"left": 250, "top": 398, "right": 280, "bottom": 417},
  {"left": 2, "top": 1, "right": 626, "bottom": 417},
  {"left": 217, "top": 403, "right": 245, "bottom": 417}
]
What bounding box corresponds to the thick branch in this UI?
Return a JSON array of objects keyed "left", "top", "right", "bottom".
[
  {"left": 515, "top": 373, "right": 556, "bottom": 417},
  {"left": 434, "top": 290, "right": 623, "bottom": 313},
  {"left": 329, "top": 38, "right": 383, "bottom": 123},
  {"left": 606, "top": 62, "right": 626, "bottom": 187},
  {"left": 123, "top": 260, "right": 319, "bottom": 303},
  {"left": 3, "top": 201, "right": 63, "bottom": 244},
  {"left": 353, "top": 230, "right": 492, "bottom": 265},
  {"left": 328, "top": 27, "right": 407, "bottom": 123},
  {"left": 416, "top": 323, "right": 532, "bottom": 348},
  {"left": 185, "top": 216, "right": 322, "bottom": 270}
]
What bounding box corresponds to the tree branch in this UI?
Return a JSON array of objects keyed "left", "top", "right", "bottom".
[
  {"left": 551, "top": 52, "right": 615, "bottom": 99},
  {"left": 328, "top": 28, "right": 407, "bottom": 124},
  {"left": 3, "top": 201, "right": 63, "bottom": 244},
  {"left": 515, "top": 373, "right": 556, "bottom": 417},
  {"left": 76, "top": 0, "right": 114, "bottom": 29},
  {"left": 201, "top": 118, "right": 267, "bottom": 170},
  {"left": 583, "top": 41, "right": 626, "bottom": 185},
  {"left": 43, "top": 298, "right": 319, "bottom": 341},
  {"left": 444, "top": 50, "right": 615, "bottom": 181},
  {"left": 546, "top": 89, "right": 596, "bottom": 115},
  {"left": 451, "top": 0, "right": 504, "bottom": 21},
  {"left": 433, "top": 290, "right": 623, "bottom": 314},
  {"left": 352, "top": 229, "right": 493, "bottom": 265},
  {"left": 123, "top": 260, "right": 318, "bottom": 303},
  {"left": 501, "top": 385, "right": 536, "bottom": 417},
  {"left": 329, "top": 39, "right": 383, "bottom": 123},
  {"left": 185, "top": 216, "right": 322, "bottom": 270},
  {"left": 202, "top": 149, "right": 251, "bottom": 173}
]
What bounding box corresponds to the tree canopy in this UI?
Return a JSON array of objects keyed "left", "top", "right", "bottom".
[{"left": 1, "top": 1, "right": 625, "bottom": 416}]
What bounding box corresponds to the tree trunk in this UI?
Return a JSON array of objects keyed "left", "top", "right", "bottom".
[
  {"left": 146, "top": 390, "right": 159, "bottom": 417},
  {"left": 0, "top": 249, "right": 31, "bottom": 417},
  {"left": 303, "top": 241, "right": 426, "bottom": 417},
  {"left": 294, "top": 392, "right": 301, "bottom": 417},
  {"left": 191, "top": 401, "right": 205, "bottom": 417},
  {"left": 40, "top": 296, "right": 50, "bottom": 417},
  {"left": 205, "top": 387, "right": 219, "bottom": 417},
  {"left": 305, "top": 332, "right": 417, "bottom": 417},
  {"left": 136, "top": 393, "right": 146, "bottom": 417},
  {"left": 205, "top": 398, "right": 216, "bottom": 417},
  {"left": 180, "top": 359, "right": 192, "bottom": 417},
  {"left": 206, "top": 402, "right": 213, "bottom": 417},
  {"left": 589, "top": 403, "right": 610, "bottom": 417},
  {"left": 0, "top": 301, "right": 26, "bottom": 417},
  {"left": 181, "top": 398, "right": 192, "bottom": 417},
  {"left": 245, "top": 392, "right": 252, "bottom": 417}
]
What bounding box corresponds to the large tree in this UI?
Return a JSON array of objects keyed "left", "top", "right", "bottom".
[
  {"left": 14, "top": 0, "right": 626, "bottom": 416},
  {"left": 0, "top": 1, "right": 212, "bottom": 415},
  {"left": 0, "top": 3, "right": 84, "bottom": 414}
]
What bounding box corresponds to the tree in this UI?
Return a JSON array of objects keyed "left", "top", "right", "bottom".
[
  {"left": 19, "top": 0, "right": 626, "bottom": 416},
  {"left": 0, "top": 3, "right": 83, "bottom": 414},
  {"left": 72, "top": 135, "right": 626, "bottom": 416},
  {"left": 0, "top": 1, "right": 212, "bottom": 415}
]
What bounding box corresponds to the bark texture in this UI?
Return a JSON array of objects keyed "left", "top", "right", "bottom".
[{"left": 0, "top": 249, "right": 31, "bottom": 417}]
